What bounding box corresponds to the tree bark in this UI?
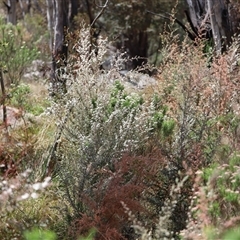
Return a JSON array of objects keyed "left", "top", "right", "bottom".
[
  {"left": 69, "top": 0, "right": 80, "bottom": 24},
  {"left": 5, "top": 0, "right": 17, "bottom": 25},
  {"left": 0, "top": 68, "right": 7, "bottom": 129},
  {"left": 26, "top": 0, "right": 31, "bottom": 13},
  {"left": 186, "top": 0, "right": 234, "bottom": 53},
  {"left": 51, "top": 0, "right": 69, "bottom": 96},
  {"left": 124, "top": 30, "right": 148, "bottom": 69},
  {"left": 46, "top": 0, "right": 55, "bottom": 51}
]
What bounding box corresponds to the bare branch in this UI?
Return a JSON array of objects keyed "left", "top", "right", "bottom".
[
  {"left": 91, "top": 0, "right": 109, "bottom": 28},
  {"left": 146, "top": 10, "right": 197, "bottom": 41},
  {"left": 0, "top": 68, "right": 8, "bottom": 131}
]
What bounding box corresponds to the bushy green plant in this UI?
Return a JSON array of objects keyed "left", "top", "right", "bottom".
[
  {"left": 145, "top": 28, "right": 240, "bottom": 240},
  {"left": 46, "top": 27, "right": 177, "bottom": 239},
  {"left": 9, "top": 83, "right": 31, "bottom": 108},
  {"left": 24, "top": 224, "right": 96, "bottom": 240},
  {"left": 0, "top": 19, "right": 39, "bottom": 85},
  {"left": 181, "top": 151, "right": 240, "bottom": 239},
  {"left": 222, "top": 227, "right": 240, "bottom": 240},
  {"left": 23, "top": 14, "right": 49, "bottom": 47},
  {"left": 24, "top": 229, "right": 56, "bottom": 240},
  {"left": 8, "top": 83, "right": 49, "bottom": 116},
  {"left": 150, "top": 94, "right": 175, "bottom": 138}
]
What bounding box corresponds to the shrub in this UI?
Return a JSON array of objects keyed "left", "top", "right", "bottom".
[
  {"left": 127, "top": 175, "right": 189, "bottom": 240},
  {"left": 180, "top": 151, "right": 240, "bottom": 239},
  {"left": 24, "top": 228, "right": 57, "bottom": 240},
  {"left": 47, "top": 27, "right": 178, "bottom": 239},
  {"left": 8, "top": 83, "right": 31, "bottom": 108},
  {"left": 0, "top": 18, "right": 39, "bottom": 85},
  {"left": 8, "top": 83, "right": 49, "bottom": 116},
  {"left": 142, "top": 29, "right": 240, "bottom": 239},
  {"left": 153, "top": 31, "right": 240, "bottom": 171}
]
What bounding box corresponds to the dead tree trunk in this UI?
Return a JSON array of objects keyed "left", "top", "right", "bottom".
[
  {"left": 123, "top": 30, "right": 148, "bottom": 69},
  {"left": 46, "top": 0, "right": 55, "bottom": 52},
  {"left": 4, "top": 0, "right": 17, "bottom": 25},
  {"left": 0, "top": 68, "right": 7, "bottom": 128},
  {"left": 186, "top": 0, "right": 235, "bottom": 53},
  {"left": 48, "top": 0, "right": 69, "bottom": 96},
  {"left": 69, "top": 0, "right": 80, "bottom": 25}
]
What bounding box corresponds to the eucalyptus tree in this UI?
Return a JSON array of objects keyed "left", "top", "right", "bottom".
[
  {"left": 4, "top": 0, "right": 17, "bottom": 24},
  {"left": 46, "top": 0, "right": 69, "bottom": 96},
  {"left": 80, "top": 0, "right": 183, "bottom": 68},
  {"left": 185, "top": 0, "right": 240, "bottom": 53}
]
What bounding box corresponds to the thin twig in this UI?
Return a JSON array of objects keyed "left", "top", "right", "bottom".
[
  {"left": 146, "top": 10, "right": 197, "bottom": 41},
  {"left": 91, "top": 0, "right": 109, "bottom": 27},
  {"left": 0, "top": 68, "right": 7, "bottom": 130}
]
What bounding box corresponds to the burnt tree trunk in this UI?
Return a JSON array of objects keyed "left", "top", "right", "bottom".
[
  {"left": 69, "top": 0, "right": 80, "bottom": 24},
  {"left": 186, "top": 0, "right": 236, "bottom": 53},
  {"left": 124, "top": 30, "right": 148, "bottom": 69},
  {"left": 50, "top": 0, "right": 69, "bottom": 96}
]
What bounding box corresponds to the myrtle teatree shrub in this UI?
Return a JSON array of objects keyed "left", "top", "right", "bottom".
[
  {"left": 152, "top": 32, "right": 240, "bottom": 239},
  {"left": 140, "top": 31, "right": 240, "bottom": 239},
  {"left": 154, "top": 34, "right": 240, "bottom": 171},
  {"left": 48, "top": 27, "right": 171, "bottom": 239}
]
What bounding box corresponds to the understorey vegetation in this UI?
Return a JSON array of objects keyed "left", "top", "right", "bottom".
[{"left": 1, "top": 19, "right": 240, "bottom": 240}]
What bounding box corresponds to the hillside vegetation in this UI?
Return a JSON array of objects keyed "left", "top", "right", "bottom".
[{"left": 0, "top": 7, "right": 240, "bottom": 240}]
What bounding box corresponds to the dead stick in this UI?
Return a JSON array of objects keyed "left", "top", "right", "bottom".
[{"left": 0, "top": 68, "right": 7, "bottom": 129}]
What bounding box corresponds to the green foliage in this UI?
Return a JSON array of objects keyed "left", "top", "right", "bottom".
[
  {"left": 9, "top": 83, "right": 31, "bottom": 107},
  {"left": 216, "top": 158, "right": 240, "bottom": 203},
  {"left": 149, "top": 94, "right": 175, "bottom": 139},
  {"left": 209, "top": 202, "right": 220, "bottom": 219},
  {"left": 24, "top": 228, "right": 97, "bottom": 240},
  {"left": 202, "top": 163, "right": 218, "bottom": 183},
  {"left": 78, "top": 229, "right": 96, "bottom": 240},
  {"left": 107, "top": 80, "right": 144, "bottom": 114},
  {"left": 24, "top": 229, "right": 56, "bottom": 240},
  {"left": 162, "top": 119, "right": 175, "bottom": 137},
  {"left": 0, "top": 19, "right": 39, "bottom": 85},
  {"left": 222, "top": 227, "right": 240, "bottom": 240},
  {"left": 49, "top": 28, "right": 178, "bottom": 239},
  {"left": 8, "top": 83, "right": 49, "bottom": 115},
  {"left": 203, "top": 153, "right": 240, "bottom": 206}
]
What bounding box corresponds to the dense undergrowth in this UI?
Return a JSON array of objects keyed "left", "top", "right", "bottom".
[{"left": 1, "top": 20, "right": 240, "bottom": 240}]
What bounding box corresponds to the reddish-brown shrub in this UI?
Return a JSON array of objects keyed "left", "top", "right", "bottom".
[{"left": 67, "top": 150, "right": 167, "bottom": 239}]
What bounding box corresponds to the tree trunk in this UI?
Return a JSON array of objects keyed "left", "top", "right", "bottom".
[
  {"left": 26, "top": 0, "right": 31, "bottom": 13},
  {"left": 207, "top": 0, "right": 232, "bottom": 53},
  {"left": 0, "top": 68, "right": 7, "bottom": 128},
  {"left": 69, "top": 0, "right": 80, "bottom": 24},
  {"left": 46, "top": 0, "right": 55, "bottom": 51},
  {"left": 186, "top": 0, "right": 235, "bottom": 53},
  {"left": 124, "top": 30, "right": 148, "bottom": 69},
  {"left": 5, "top": 0, "right": 17, "bottom": 25},
  {"left": 51, "top": 0, "right": 69, "bottom": 96}
]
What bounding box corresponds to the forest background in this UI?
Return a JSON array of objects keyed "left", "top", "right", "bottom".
[{"left": 1, "top": 0, "right": 240, "bottom": 239}]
